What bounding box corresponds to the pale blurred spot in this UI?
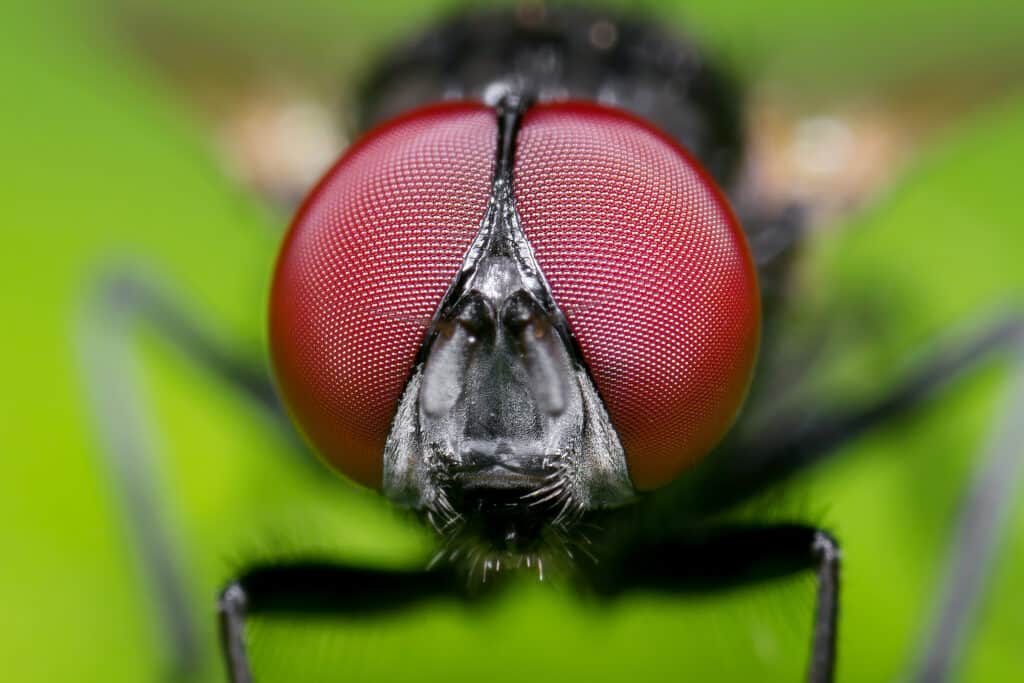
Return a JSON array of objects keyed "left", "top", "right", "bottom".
[
  {"left": 588, "top": 19, "right": 619, "bottom": 51},
  {"left": 742, "top": 76, "right": 1009, "bottom": 229},
  {"left": 218, "top": 92, "right": 347, "bottom": 207},
  {"left": 745, "top": 86, "right": 914, "bottom": 227},
  {"left": 483, "top": 81, "right": 513, "bottom": 106},
  {"left": 793, "top": 116, "right": 855, "bottom": 178}
]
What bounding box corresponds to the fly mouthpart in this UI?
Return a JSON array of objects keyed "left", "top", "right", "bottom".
[{"left": 452, "top": 443, "right": 560, "bottom": 490}]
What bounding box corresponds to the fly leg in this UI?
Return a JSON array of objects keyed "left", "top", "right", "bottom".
[
  {"left": 907, "top": 332, "right": 1024, "bottom": 682},
  {"left": 81, "top": 270, "right": 294, "bottom": 437},
  {"left": 679, "top": 313, "right": 1024, "bottom": 682},
  {"left": 217, "top": 563, "right": 460, "bottom": 683},
  {"left": 77, "top": 268, "right": 304, "bottom": 680},
  {"left": 591, "top": 524, "right": 841, "bottom": 683},
  {"left": 700, "top": 314, "right": 1024, "bottom": 512}
]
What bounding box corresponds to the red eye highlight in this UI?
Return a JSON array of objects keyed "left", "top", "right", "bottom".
[
  {"left": 269, "top": 103, "right": 494, "bottom": 488},
  {"left": 514, "top": 103, "right": 760, "bottom": 490}
]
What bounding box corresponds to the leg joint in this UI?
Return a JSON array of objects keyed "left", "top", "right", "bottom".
[
  {"left": 811, "top": 530, "right": 841, "bottom": 564},
  {"left": 218, "top": 581, "right": 249, "bottom": 616}
]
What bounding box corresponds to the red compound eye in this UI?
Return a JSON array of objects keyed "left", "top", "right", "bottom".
[
  {"left": 269, "top": 100, "right": 760, "bottom": 491},
  {"left": 514, "top": 103, "right": 760, "bottom": 489},
  {"left": 270, "top": 103, "right": 495, "bottom": 488}
]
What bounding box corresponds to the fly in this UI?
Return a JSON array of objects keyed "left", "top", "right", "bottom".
[{"left": 77, "top": 5, "right": 1024, "bottom": 683}]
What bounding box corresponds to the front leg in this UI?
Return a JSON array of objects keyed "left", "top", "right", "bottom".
[
  {"left": 594, "top": 524, "right": 841, "bottom": 683},
  {"left": 217, "top": 562, "right": 461, "bottom": 683}
]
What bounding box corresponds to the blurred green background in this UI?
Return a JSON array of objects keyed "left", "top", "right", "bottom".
[{"left": 2, "top": 1, "right": 1023, "bottom": 681}]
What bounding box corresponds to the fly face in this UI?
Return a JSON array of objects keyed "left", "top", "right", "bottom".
[
  {"left": 383, "top": 100, "right": 634, "bottom": 566},
  {"left": 271, "top": 78, "right": 759, "bottom": 579}
]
